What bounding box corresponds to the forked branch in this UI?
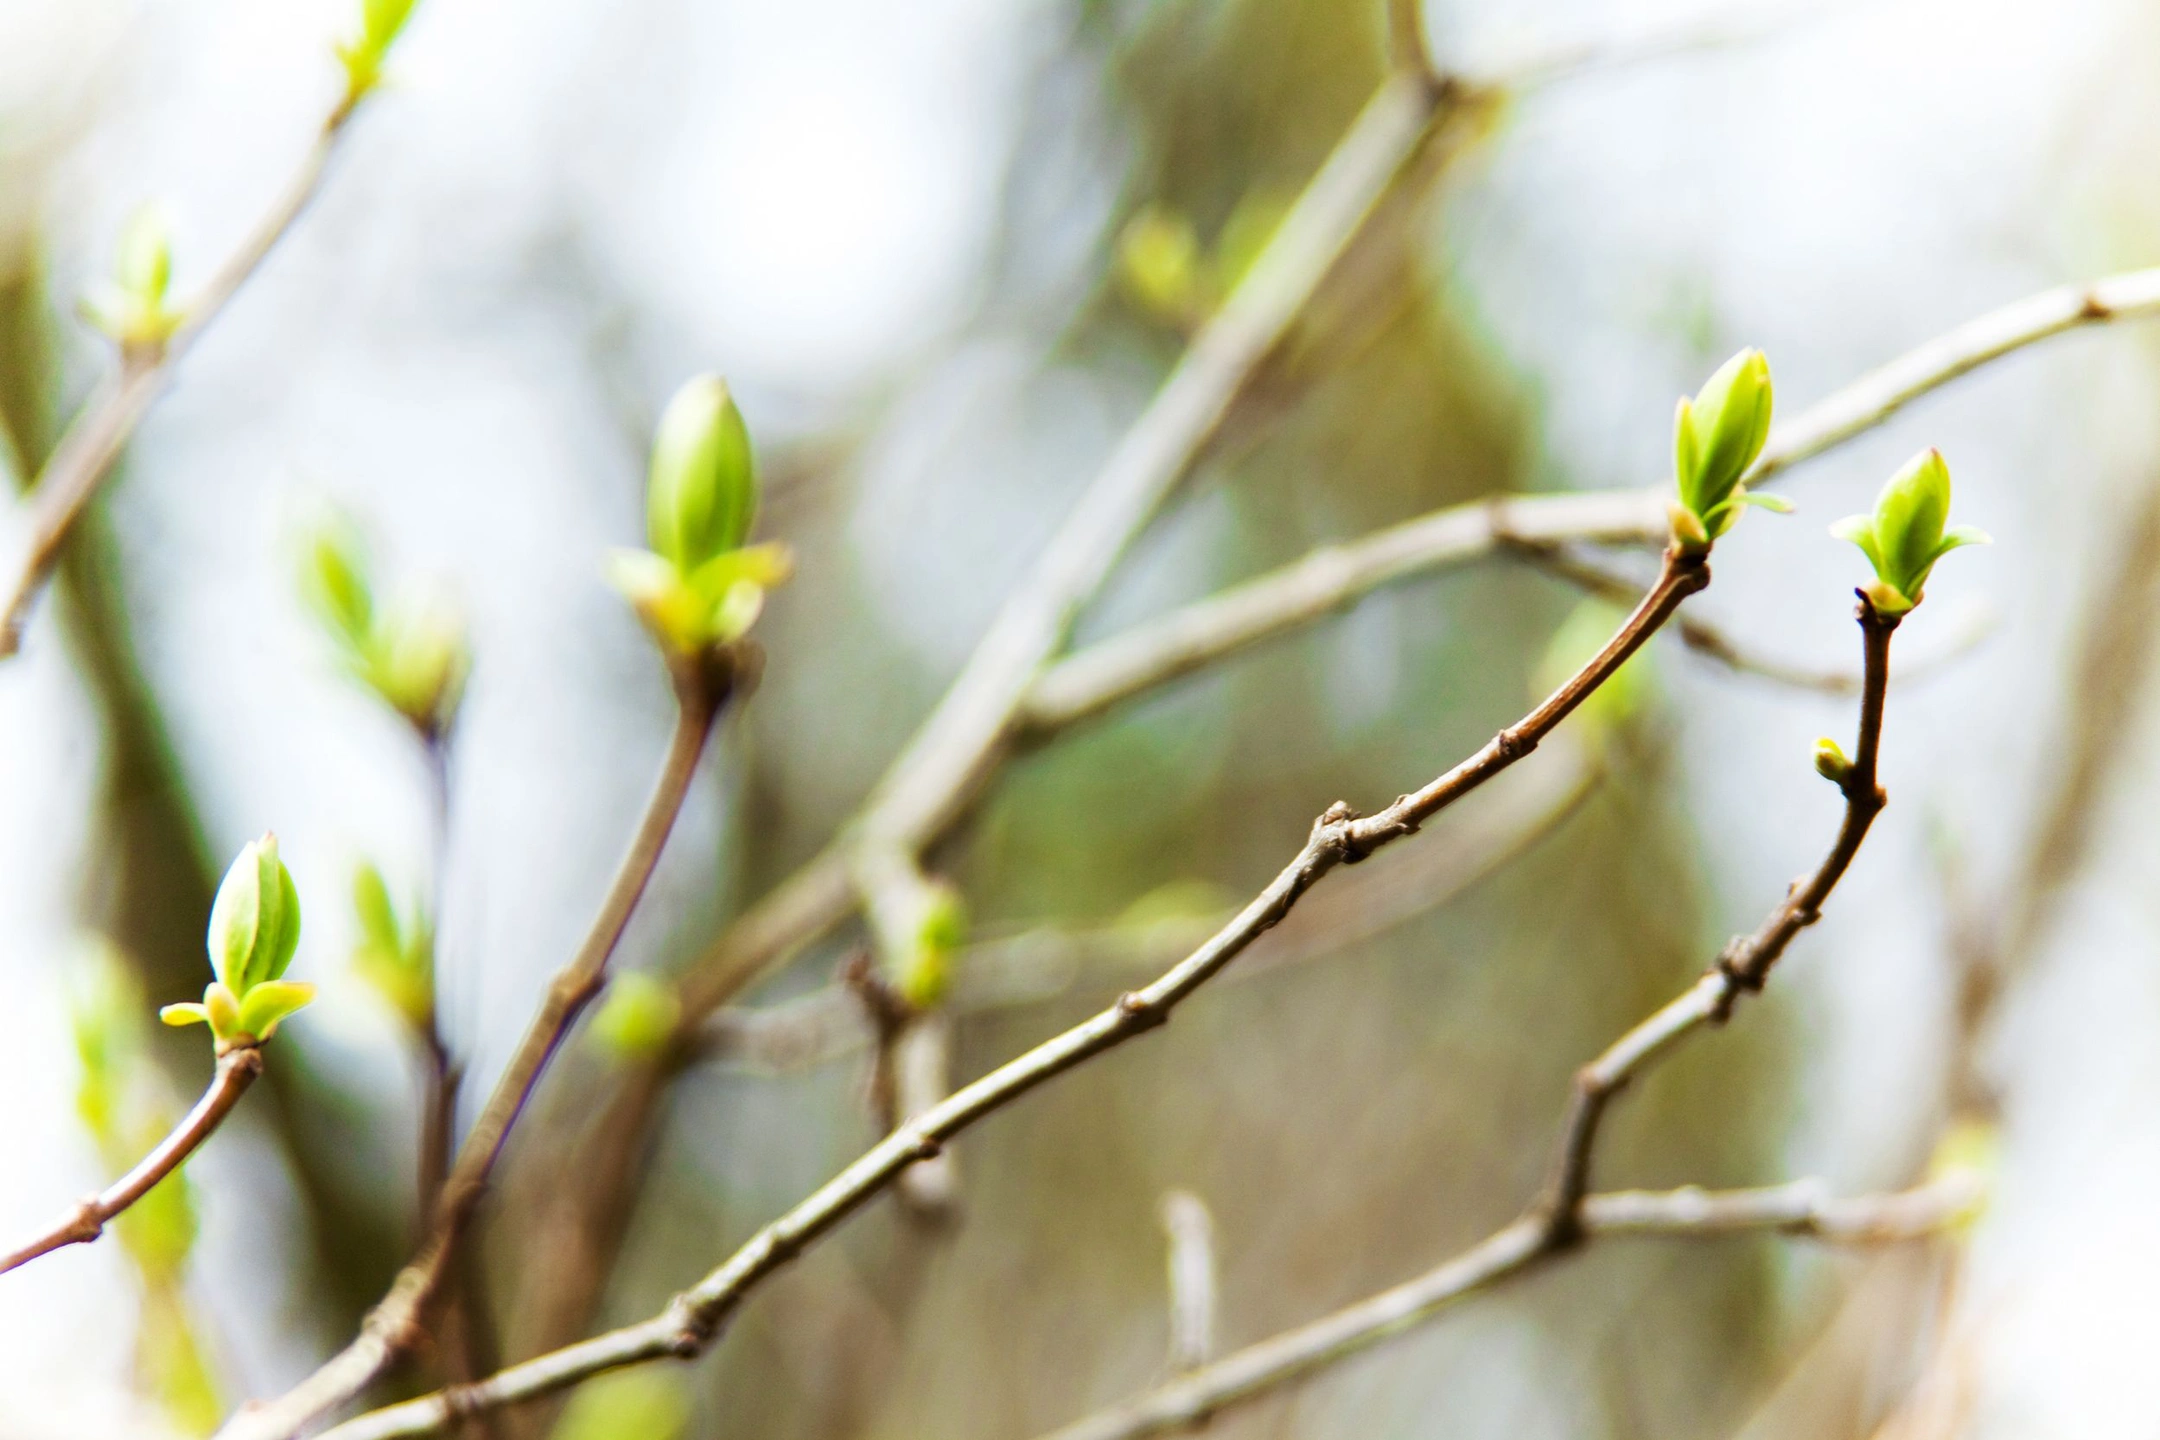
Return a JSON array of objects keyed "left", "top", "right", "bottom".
[{"left": 1030, "top": 597, "right": 1905, "bottom": 1440}]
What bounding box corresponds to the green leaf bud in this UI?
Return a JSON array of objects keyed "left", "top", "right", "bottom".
[
  {"left": 1672, "top": 348, "right": 1776, "bottom": 547},
  {"left": 589, "top": 972, "right": 682, "bottom": 1061},
  {"left": 339, "top": 0, "right": 421, "bottom": 102},
  {"left": 1830, "top": 448, "right": 1990, "bottom": 615},
  {"left": 1117, "top": 207, "right": 1206, "bottom": 324},
  {"left": 891, "top": 880, "right": 967, "bottom": 1011},
  {"left": 1813, "top": 736, "right": 1851, "bottom": 785},
  {"left": 207, "top": 833, "right": 302, "bottom": 997},
  {"left": 351, "top": 862, "right": 433, "bottom": 1030},
  {"left": 298, "top": 512, "right": 376, "bottom": 657},
  {"left": 118, "top": 205, "right": 172, "bottom": 314},
  {"left": 648, "top": 375, "right": 757, "bottom": 574}
]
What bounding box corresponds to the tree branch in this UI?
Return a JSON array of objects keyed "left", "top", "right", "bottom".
[
  {"left": 1027, "top": 596, "right": 1903, "bottom": 1440},
  {"left": 0, "top": 83, "right": 379, "bottom": 658},
  {"left": 1032, "top": 1175, "right": 1975, "bottom": 1440},
  {"left": 214, "top": 669, "right": 727, "bottom": 1440},
  {"left": 311, "top": 551, "right": 1706, "bottom": 1440},
  {"left": 1, "top": 1044, "right": 263, "bottom": 1275}
]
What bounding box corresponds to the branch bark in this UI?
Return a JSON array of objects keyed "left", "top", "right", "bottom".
[
  {"left": 1, "top": 1044, "right": 263, "bottom": 1275},
  {"left": 0, "top": 82, "right": 378, "bottom": 658},
  {"left": 311, "top": 549, "right": 1706, "bottom": 1440}
]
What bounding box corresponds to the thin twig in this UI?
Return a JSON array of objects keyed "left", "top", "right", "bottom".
[
  {"left": 214, "top": 671, "right": 726, "bottom": 1440},
  {"left": 1, "top": 1045, "right": 263, "bottom": 1275},
  {"left": 702, "top": 737, "right": 1599, "bottom": 1074},
  {"left": 1025, "top": 596, "right": 1903, "bottom": 1440},
  {"left": 1034, "top": 1176, "right": 1976, "bottom": 1440},
  {"left": 0, "top": 87, "right": 375, "bottom": 658},
  {"left": 1508, "top": 543, "right": 1991, "bottom": 697},
  {"left": 1160, "top": 1191, "right": 1218, "bottom": 1374},
  {"left": 312, "top": 550, "right": 1706, "bottom": 1440}
]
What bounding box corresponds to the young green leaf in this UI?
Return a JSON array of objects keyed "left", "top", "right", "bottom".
[
  {"left": 1671, "top": 348, "right": 1777, "bottom": 548},
  {"left": 648, "top": 375, "right": 757, "bottom": 573},
  {"left": 1831, "top": 448, "right": 1991, "bottom": 615}
]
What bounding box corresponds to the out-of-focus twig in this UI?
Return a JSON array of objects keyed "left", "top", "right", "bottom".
[
  {"left": 0, "top": 83, "right": 384, "bottom": 658},
  {"left": 312, "top": 547, "right": 1705, "bottom": 1440},
  {"left": 1159, "top": 1191, "right": 1217, "bottom": 1375},
  {"left": 0, "top": 1045, "right": 263, "bottom": 1275},
  {"left": 1036, "top": 1174, "right": 1975, "bottom": 1440}
]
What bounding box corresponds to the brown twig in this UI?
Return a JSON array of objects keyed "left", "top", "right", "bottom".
[
  {"left": 1022, "top": 601, "right": 1907, "bottom": 1440},
  {"left": 214, "top": 666, "right": 727, "bottom": 1440},
  {"left": 702, "top": 736, "right": 1599, "bottom": 1075},
  {"left": 309, "top": 548, "right": 1705, "bottom": 1440},
  {"left": 1508, "top": 542, "right": 1990, "bottom": 697},
  {"left": 0, "top": 85, "right": 376, "bottom": 658},
  {"left": 1, "top": 1044, "right": 264, "bottom": 1275}
]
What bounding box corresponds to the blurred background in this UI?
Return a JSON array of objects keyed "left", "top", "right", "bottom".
[{"left": 0, "top": 0, "right": 2154, "bottom": 1436}]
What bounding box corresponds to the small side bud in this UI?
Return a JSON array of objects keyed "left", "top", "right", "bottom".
[
  {"left": 1117, "top": 207, "right": 1207, "bottom": 326},
  {"left": 372, "top": 591, "right": 469, "bottom": 738},
  {"left": 589, "top": 972, "right": 683, "bottom": 1061},
  {"left": 1812, "top": 736, "right": 1851, "bottom": 785},
  {"left": 891, "top": 881, "right": 967, "bottom": 1011}
]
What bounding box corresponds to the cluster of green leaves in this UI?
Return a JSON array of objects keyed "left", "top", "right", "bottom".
[
  {"left": 351, "top": 861, "right": 434, "bottom": 1033},
  {"left": 161, "top": 834, "right": 314, "bottom": 1050},
  {"left": 606, "top": 375, "right": 792, "bottom": 659},
  {"left": 300, "top": 508, "right": 470, "bottom": 740},
  {"left": 80, "top": 206, "right": 182, "bottom": 355},
  {"left": 71, "top": 952, "right": 222, "bottom": 1433}
]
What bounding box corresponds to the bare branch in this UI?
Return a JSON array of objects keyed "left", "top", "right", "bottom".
[
  {"left": 1, "top": 1045, "right": 262, "bottom": 1275},
  {"left": 1035, "top": 1175, "right": 1975, "bottom": 1440},
  {"left": 1022, "top": 491, "right": 1667, "bottom": 734},
  {"left": 215, "top": 668, "right": 729, "bottom": 1440},
  {"left": 1023, "top": 597, "right": 1906, "bottom": 1440},
  {"left": 0, "top": 84, "right": 383, "bottom": 658},
  {"left": 311, "top": 550, "right": 1705, "bottom": 1440}
]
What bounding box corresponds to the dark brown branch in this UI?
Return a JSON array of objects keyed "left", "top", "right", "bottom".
[
  {"left": 215, "top": 667, "right": 727, "bottom": 1440},
  {"left": 1, "top": 1044, "right": 263, "bottom": 1275}
]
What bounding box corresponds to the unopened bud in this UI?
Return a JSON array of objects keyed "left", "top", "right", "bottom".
[{"left": 647, "top": 375, "right": 757, "bottom": 574}]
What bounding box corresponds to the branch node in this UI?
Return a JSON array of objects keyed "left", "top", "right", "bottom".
[{"left": 1115, "top": 992, "right": 1167, "bottom": 1033}]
